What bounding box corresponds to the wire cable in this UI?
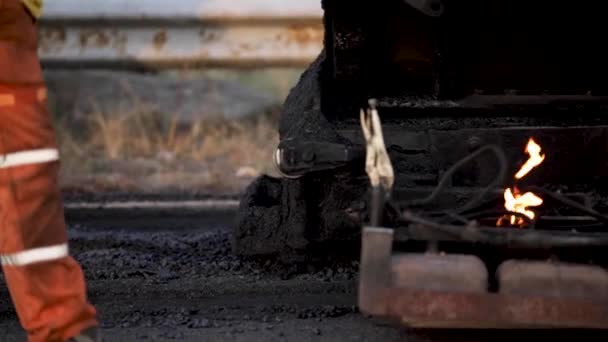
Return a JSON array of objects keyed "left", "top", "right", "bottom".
[
  {"left": 399, "top": 144, "right": 508, "bottom": 214},
  {"left": 524, "top": 186, "right": 608, "bottom": 224}
]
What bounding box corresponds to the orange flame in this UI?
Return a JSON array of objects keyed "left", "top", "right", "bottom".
[
  {"left": 503, "top": 187, "right": 543, "bottom": 225},
  {"left": 515, "top": 138, "right": 545, "bottom": 179},
  {"left": 500, "top": 138, "right": 545, "bottom": 227}
]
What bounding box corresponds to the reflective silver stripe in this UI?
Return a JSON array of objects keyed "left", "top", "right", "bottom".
[
  {"left": 0, "top": 244, "right": 69, "bottom": 266},
  {"left": 0, "top": 148, "right": 59, "bottom": 169},
  {"left": 72, "top": 334, "right": 97, "bottom": 342}
]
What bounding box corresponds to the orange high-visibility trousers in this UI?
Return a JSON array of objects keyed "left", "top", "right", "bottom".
[{"left": 0, "top": 1, "right": 99, "bottom": 341}]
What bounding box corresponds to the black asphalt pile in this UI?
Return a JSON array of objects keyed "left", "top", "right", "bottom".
[
  {"left": 68, "top": 226, "right": 359, "bottom": 284},
  {"left": 1, "top": 221, "right": 402, "bottom": 341}
]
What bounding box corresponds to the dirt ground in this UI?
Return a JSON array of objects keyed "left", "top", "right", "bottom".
[
  {"left": 0, "top": 205, "right": 404, "bottom": 342},
  {"left": 2, "top": 204, "right": 608, "bottom": 341}
]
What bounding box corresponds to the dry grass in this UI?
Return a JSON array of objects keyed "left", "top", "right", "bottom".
[{"left": 55, "top": 101, "right": 280, "bottom": 195}]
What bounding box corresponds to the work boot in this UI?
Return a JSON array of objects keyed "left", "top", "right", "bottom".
[{"left": 67, "top": 326, "right": 101, "bottom": 342}]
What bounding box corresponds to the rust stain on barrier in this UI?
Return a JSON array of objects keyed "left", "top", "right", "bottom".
[
  {"left": 38, "top": 27, "right": 67, "bottom": 53},
  {"left": 76, "top": 29, "right": 125, "bottom": 53},
  {"left": 274, "top": 24, "right": 323, "bottom": 46},
  {"left": 40, "top": 27, "right": 67, "bottom": 42},
  {"left": 285, "top": 25, "right": 323, "bottom": 44},
  {"left": 239, "top": 43, "right": 255, "bottom": 51},
  {"left": 110, "top": 30, "right": 128, "bottom": 55},
  {"left": 38, "top": 25, "right": 322, "bottom": 67},
  {"left": 153, "top": 30, "right": 168, "bottom": 50},
  {"left": 79, "top": 29, "right": 111, "bottom": 48},
  {"left": 199, "top": 29, "right": 221, "bottom": 43}
]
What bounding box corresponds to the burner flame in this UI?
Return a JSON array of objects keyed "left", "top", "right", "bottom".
[
  {"left": 503, "top": 187, "right": 543, "bottom": 225},
  {"left": 515, "top": 138, "right": 546, "bottom": 179},
  {"left": 500, "top": 138, "right": 545, "bottom": 227}
]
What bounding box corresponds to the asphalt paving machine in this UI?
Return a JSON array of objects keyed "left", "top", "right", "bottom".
[{"left": 234, "top": 0, "right": 608, "bottom": 329}]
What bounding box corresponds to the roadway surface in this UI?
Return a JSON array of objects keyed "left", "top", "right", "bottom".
[{"left": 2, "top": 198, "right": 608, "bottom": 341}]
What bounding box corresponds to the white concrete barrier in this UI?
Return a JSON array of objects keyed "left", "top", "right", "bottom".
[{"left": 38, "top": 0, "right": 324, "bottom": 69}]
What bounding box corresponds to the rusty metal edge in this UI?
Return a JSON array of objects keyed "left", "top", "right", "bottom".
[
  {"left": 358, "top": 226, "right": 608, "bottom": 329},
  {"left": 358, "top": 227, "right": 394, "bottom": 316},
  {"left": 41, "top": 0, "right": 323, "bottom": 22},
  {"left": 383, "top": 288, "right": 608, "bottom": 329},
  {"left": 393, "top": 223, "right": 608, "bottom": 248}
]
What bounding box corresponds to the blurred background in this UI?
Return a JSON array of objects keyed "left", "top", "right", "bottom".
[{"left": 40, "top": 0, "right": 323, "bottom": 196}]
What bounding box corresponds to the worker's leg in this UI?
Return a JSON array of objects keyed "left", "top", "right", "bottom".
[
  {"left": 0, "top": 1, "right": 99, "bottom": 341},
  {"left": 0, "top": 86, "right": 99, "bottom": 342}
]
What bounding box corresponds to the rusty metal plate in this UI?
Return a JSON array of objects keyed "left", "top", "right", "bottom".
[
  {"left": 358, "top": 227, "right": 608, "bottom": 330},
  {"left": 391, "top": 253, "right": 488, "bottom": 293},
  {"left": 384, "top": 288, "right": 608, "bottom": 329},
  {"left": 498, "top": 260, "right": 608, "bottom": 300}
]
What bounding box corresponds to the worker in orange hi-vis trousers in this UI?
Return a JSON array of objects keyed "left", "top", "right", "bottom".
[{"left": 0, "top": 1, "right": 101, "bottom": 341}]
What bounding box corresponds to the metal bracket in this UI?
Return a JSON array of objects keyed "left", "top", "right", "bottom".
[{"left": 274, "top": 140, "right": 365, "bottom": 179}]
